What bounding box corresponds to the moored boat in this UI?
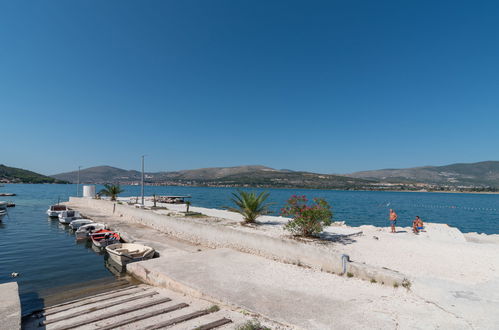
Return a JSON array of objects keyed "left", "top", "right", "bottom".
[
  {"left": 105, "top": 243, "right": 155, "bottom": 266},
  {"left": 0, "top": 201, "right": 8, "bottom": 210},
  {"left": 91, "top": 229, "right": 120, "bottom": 248},
  {"left": 75, "top": 223, "right": 107, "bottom": 240},
  {"left": 69, "top": 219, "right": 94, "bottom": 230},
  {"left": 47, "top": 204, "right": 68, "bottom": 217},
  {"left": 58, "top": 210, "right": 82, "bottom": 224},
  {"left": 0, "top": 209, "right": 7, "bottom": 221}
]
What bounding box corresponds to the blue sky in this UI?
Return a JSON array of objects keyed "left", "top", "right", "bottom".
[{"left": 1, "top": 1, "right": 499, "bottom": 175}]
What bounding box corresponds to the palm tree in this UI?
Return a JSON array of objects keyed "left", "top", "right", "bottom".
[
  {"left": 228, "top": 190, "right": 270, "bottom": 224},
  {"left": 98, "top": 184, "right": 124, "bottom": 201}
]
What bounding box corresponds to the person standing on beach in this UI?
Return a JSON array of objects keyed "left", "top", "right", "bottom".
[{"left": 389, "top": 209, "right": 397, "bottom": 233}]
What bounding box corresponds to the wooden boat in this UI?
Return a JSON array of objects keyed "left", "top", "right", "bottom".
[
  {"left": 69, "top": 219, "right": 94, "bottom": 230},
  {"left": 47, "top": 204, "right": 68, "bottom": 217},
  {"left": 91, "top": 229, "right": 120, "bottom": 248},
  {"left": 105, "top": 243, "right": 155, "bottom": 266},
  {"left": 58, "top": 210, "right": 82, "bottom": 224},
  {"left": 75, "top": 223, "right": 107, "bottom": 240}
]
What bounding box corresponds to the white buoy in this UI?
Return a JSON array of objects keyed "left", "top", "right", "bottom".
[{"left": 83, "top": 185, "right": 96, "bottom": 198}]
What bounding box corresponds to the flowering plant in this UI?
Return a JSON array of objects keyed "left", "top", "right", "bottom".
[{"left": 281, "top": 195, "right": 332, "bottom": 237}]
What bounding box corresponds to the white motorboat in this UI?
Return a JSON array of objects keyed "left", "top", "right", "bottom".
[
  {"left": 47, "top": 204, "right": 68, "bottom": 217},
  {"left": 0, "top": 201, "right": 7, "bottom": 210},
  {"left": 74, "top": 223, "right": 107, "bottom": 240},
  {"left": 69, "top": 219, "right": 94, "bottom": 230},
  {"left": 58, "top": 210, "right": 82, "bottom": 224},
  {"left": 105, "top": 243, "right": 155, "bottom": 266}
]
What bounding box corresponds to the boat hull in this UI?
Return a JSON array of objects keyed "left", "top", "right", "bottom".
[{"left": 105, "top": 243, "right": 155, "bottom": 266}]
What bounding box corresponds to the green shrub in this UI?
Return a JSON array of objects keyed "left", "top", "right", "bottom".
[
  {"left": 346, "top": 272, "right": 354, "bottom": 278},
  {"left": 236, "top": 319, "right": 270, "bottom": 330},
  {"left": 281, "top": 195, "right": 332, "bottom": 237}
]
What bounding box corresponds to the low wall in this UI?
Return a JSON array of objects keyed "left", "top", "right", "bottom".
[
  {"left": 69, "top": 197, "right": 407, "bottom": 286},
  {"left": 0, "top": 282, "right": 21, "bottom": 330}
]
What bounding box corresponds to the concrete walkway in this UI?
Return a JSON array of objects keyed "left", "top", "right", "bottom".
[
  {"left": 0, "top": 282, "right": 21, "bottom": 330},
  {"left": 129, "top": 248, "right": 468, "bottom": 330}
]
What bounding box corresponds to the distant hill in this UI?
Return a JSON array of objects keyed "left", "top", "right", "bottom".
[
  {"left": 349, "top": 161, "right": 499, "bottom": 188},
  {"left": 52, "top": 165, "right": 375, "bottom": 189},
  {"left": 0, "top": 164, "right": 68, "bottom": 184},
  {"left": 51, "top": 166, "right": 142, "bottom": 184}
]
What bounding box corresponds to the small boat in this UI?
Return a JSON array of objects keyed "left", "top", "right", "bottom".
[
  {"left": 75, "top": 223, "right": 107, "bottom": 240},
  {"left": 0, "top": 210, "right": 7, "bottom": 221},
  {"left": 0, "top": 201, "right": 7, "bottom": 210},
  {"left": 69, "top": 219, "right": 94, "bottom": 230},
  {"left": 47, "top": 204, "right": 68, "bottom": 217},
  {"left": 106, "top": 243, "right": 155, "bottom": 266},
  {"left": 91, "top": 229, "right": 120, "bottom": 248},
  {"left": 58, "top": 210, "right": 82, "bottom": 224},
  {"left": 0, "top": 193, "right": 16, "bottom": 196}
]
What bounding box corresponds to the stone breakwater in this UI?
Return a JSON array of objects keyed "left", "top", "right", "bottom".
[{"left": 68, "top": 197, "right": 407, "bottom": 286}]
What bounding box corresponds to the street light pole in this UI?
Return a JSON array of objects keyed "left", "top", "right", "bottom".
[
  {"left": 77, "top": 166, "right": 81, "bottom": 197},
  {"left": 141, "top": 156, "right": 145, "bottom": 205}
]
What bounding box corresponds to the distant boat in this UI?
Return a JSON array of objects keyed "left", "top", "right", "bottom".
[
  {"left": 106, "top": 243, "right": 155, "bottom": 266},
  {"left": 91, "top": 229, "right": 120, "bottom": 248},
  {"left": 74, "top": 223, "right": 107, "bottom": 240},
  {"left": 0, "top": 193, "right": 16, "bottom": 196},
  {"left": 58, "top": 210, "right": 82, "bottom": 224},
  {"left": 69, "top": 219, "right": 93, "bottom": 230},
  {"left": 47, "top": 204, "right": 68, "bottom": 217},
  {"left": 0, "top": 201, "right": 7, "bottom": 210},
  {"left": 0, "top": 209, "right": 7, "bottom": 221}
]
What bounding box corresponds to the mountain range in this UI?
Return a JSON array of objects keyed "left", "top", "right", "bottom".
[
  {"left": 349, "top": 161, "right": 499, "bottom": 188},
  {"left": 50, "top": 161, "right": 499, "bottom": 190},
  {"left": 51, "top": 165, "right": 375, "bottom": 190}
]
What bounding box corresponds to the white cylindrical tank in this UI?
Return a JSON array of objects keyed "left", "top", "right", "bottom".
[{"left": 83, "top": 185, "right": 96, "bottom": 198}]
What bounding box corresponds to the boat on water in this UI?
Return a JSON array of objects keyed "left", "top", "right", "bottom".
[
  {"left": 0, "top": 201, "right": 7, "bottom": 210},
  {"left": 105, "top": 243, "right": 155, "bottom": 266},
  {"left": 91, "top": 229, "right": 120, "bottom": 248},
  {"left": 74, "top": 223, "right": 107, "bottom": 240},
  {"left": 58, "top": 210, "right": 82, "bottom": 224},
  {"left": 0, "top": 193, "right": 16, "bottom": 196},
  {"left": 69, "top": 219, "right": 93, "bottom": 230},
  {"left": 0, "top": 210, "right": 7, "bottom": 221},
  {"left": 47, "top": 204, "right": 68, "bottom": 217}
]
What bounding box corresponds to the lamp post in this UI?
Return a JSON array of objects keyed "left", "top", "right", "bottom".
[
  {"left": 77, "top": 166, "right": 81, "bottom": 197},
  {"left": 141, "top": 155, "right": 145, "bottom": 205}
]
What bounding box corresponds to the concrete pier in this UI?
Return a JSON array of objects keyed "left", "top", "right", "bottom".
[
  {"left": 64, "top": 198, "right": 477, "bottom": 329},
  {"left": 0, "top": 282, "right": 21, "bottom": 330}
]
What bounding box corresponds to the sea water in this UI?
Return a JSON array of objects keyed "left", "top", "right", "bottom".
[{"left": 0, "top": 184, "right": 498, "bottom": 314}]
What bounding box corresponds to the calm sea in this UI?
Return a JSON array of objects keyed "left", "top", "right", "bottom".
[{"left": 1, "top": 184, "right": 498, "bottom": 314}]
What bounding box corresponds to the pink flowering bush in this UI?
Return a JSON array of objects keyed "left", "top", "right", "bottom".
[{"left": 281, "top": 195, "right": 333, "bottom": 237}]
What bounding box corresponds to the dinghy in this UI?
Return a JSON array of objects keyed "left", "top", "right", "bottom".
[
  {"left": 69, "top": 219, "right": 94, "bottom": 230},
  {"left": 58, "top": 210, "right": 82, "bottom": 224},
  {"left": 91, "top": 229, "right": 120, "bottom": 248},
  {"left": 75, "top": 223, "right": 107, "bottom": 240},
  {"left": 105, "top": 243, "right": 155, "bottom": 266}
]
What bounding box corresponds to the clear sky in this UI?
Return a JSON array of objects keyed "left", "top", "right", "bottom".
[{"left": 1, "top": 1, "right": 499, "bottom": 175}]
